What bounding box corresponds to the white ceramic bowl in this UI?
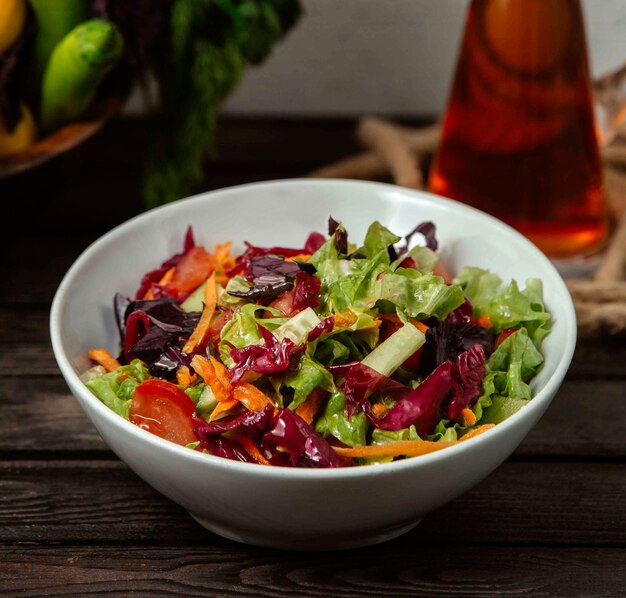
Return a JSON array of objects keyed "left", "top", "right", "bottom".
[{"left": 50, "top": 179, "right": 576, "bottom": 550}]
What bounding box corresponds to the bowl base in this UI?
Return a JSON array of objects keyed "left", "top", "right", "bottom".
[{"left": 188, "top": 512, "right": 422, "bottom": 551}]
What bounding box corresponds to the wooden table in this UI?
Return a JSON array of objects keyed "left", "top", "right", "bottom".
[{"left": 2, "top": 118, "right": 626, "bottom": 596}]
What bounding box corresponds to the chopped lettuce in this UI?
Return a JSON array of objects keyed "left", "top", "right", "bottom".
[
  {"left": 283, "top": 350, "right": 335, "bottom": 409},
  {"left": 474, "top": 328, "right": 544, "bottom": 421},
  {"left": 84, "top": 359, "right": 150, "bottom": 419},
  {"left": 454, "top": 267, "right": 551, "bottom": 345},
  {"left": 315, "top": 391, "right": 368, "bottom": 447}
]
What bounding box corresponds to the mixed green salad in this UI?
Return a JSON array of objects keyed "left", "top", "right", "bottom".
[{"left": 83, "top": 217, "right": 551, "bottom": 467}]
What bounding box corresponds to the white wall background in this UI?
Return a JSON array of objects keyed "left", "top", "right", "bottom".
[{"left": 221, "top": 0, "right": 626, "bottom": 118}]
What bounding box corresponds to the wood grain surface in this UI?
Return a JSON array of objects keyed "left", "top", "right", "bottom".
[{"left": 1, "top": 118, "right": 624, "bottom": 597}]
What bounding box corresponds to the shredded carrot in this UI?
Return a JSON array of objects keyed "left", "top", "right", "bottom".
[
  {"left": 295, "top": 388, "right": 326, "bottom": 424},
  {"left": 334, "top": 311, "right": 357, "bottom": 328},
  {"left": 232, "top": 432, "right": 272, "bottom": 465},
  {"left": 88, "top": 348, "right": 121, "bottom": 372},
  {"left": 373, "top": 318, "right": 382, "bottom": 328},
  {"left": 209, "top": 398, "right": 239, "bottom": 421},
  {"left": 332, "top": 424, "right": 496, "bottom": 459},
  {"left": 233, "top": 383, "right": 272, "bottom": 412},
  {"left": 371, "top": 402, "right": 389, "bottom": 418},
  {"left": 209, "top": 356, "right": 231, "bottom": 390},
  {"left": 285, "top": 253, "right": 311, "bottom": 262},
  {"left": 459, "top": 424, "right": 495, "bottom": 441},
  {"left": 191, "top": 355, "right": 231, "bottom": 403},
  {"left": 183, "top": 273, "right": 217, "bottom": 354},
  {"left": 215, "top": 274, "right": 229, "bottom": 286},
  {"left": 144, "top": 266, "right": 176, "bottom": 299},
  {"left": 461, "top": 408, "right": 477, "bottom": 427},
  {"left": 475, "top": 314, "right": 493, "bottom": 329},
  {"left": 412, "top": 320, "right": 429, "bottom": 334},
  {"left": 176, "top": 365, "right": 197, "bottom": 388},
  {"left": 332, "top": 440, "right": 457, "bottom": 459}
]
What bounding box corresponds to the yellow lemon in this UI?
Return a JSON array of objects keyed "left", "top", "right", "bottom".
[
  {"left": 0, "top": 0, "right": 26, "bottom": 54},
  {"left": 0, "top": 104, "right": 37, "bottom": 158}
]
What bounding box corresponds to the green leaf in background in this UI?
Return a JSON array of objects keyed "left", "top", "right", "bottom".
[
  {"left": 143, "top": 0, "right": 301, "bottom": 207},
  {"left": 359, "top": 221, "right": 401, "bottom": 262}
]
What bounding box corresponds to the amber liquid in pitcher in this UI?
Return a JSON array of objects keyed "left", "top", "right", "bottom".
[{"left": 429, "top": 0, "right": 609, "bottom": 258}]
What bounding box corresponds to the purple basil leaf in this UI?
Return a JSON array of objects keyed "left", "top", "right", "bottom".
[
  {"left": 249, "top": 255, "right": 301, "bottom": 280},
  {"left": 292, "top": 271, "right": 321, "bottom": 311},
  {"left": 446, "top": 297, "right": 473, "bottom": 325},
  {"left": 229, "top": 242, "right": 307, "bottom": 278},
  {"left": 262, "top": 408, "right": 343, "bottom": 468},
  {"left": 395, "top": 221, "right": 439, "bottom": 258},
  {"left": 307, "top": 316, "right": 335, "bottom": 342},
  {"left": 420, "top": 322, "right": 494, "bottom": 376},
  {"left": 227, "top": 274, "right": 293, "bottom": 300}
]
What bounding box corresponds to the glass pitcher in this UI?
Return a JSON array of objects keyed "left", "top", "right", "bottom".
[{"left": 428, "top": 0, "right": 609, "bottom": 259}]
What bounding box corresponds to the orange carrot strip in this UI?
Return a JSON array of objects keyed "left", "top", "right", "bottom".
[
  {"left": 176, "top": 365, "right": 197, "bottom": 388},
  {"left": 143, "top": 267, "right": 176, "bottom": 299},
  {"left": 88, "top": 348, "right": 121, "bottom": 372},
  {"left": 412, "top": 320, "right": 429, "bottom": 334},
  {"left": 209, "top": 398, "right": 240, "bottom": 421},
  {"left": 232, "top": 432, "right": 272, "bottom": 466},
  {"left": 334, "top": 311, "right": 357, "bottom": 329},
  {"left": 191, "top": 355, "right": 231, "bottom": 403},
  {"left": 285, "top": 253, "right": 311, "bottom": 262},
  {"left": 461, "top": 408, "right": 477, "bottom": 427},
  {"left": 371, "top": 402, "right": 389, "bottom": 418},
  {"left": 209, "top": 356, "right": 231, "bottom": 393},
  {"left": 475, "top": 314, "right": 493, "bottom": 329},
  {"left": 233, "top": 383, "right": 272, "bottom": 412},
  {"left": 183, "top": 273, "right": 217, "bottom": 354},
  {"left": 459, "top": 424, "right": 495, "bottom": 441},
  {"left": 332, "top": 440, "right": 457, "bottom": 459},
  {"left": 295, "top": 388, "right": 326, "bottom": 424}
]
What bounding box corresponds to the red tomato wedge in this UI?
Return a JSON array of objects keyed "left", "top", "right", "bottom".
[
  {"left": 129, "top": 379, "right": 197, "bottom": 445},
  {"left": 495, "top": 327, "right": 520, "bottom": 348},
  {"left": 166, "top": 246, "right": 214, "bottom": 294},
  {"left": 268, "top": 289, "right": 297, "bottom": 317}
]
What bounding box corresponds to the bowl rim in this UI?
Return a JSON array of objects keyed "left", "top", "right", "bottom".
[{"left": 50, "top": 178, "right": 577, "bottom": 479}]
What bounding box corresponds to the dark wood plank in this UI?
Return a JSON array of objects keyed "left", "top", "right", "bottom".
[
  {"left": 1, "top": 460, "right": 625, "bottom": 546},
  {"left": 1, "top": 545, "right": 624, "bottom": 597},
  {"left": 2, "top": 374, "right": 625, "bottom": 457}
]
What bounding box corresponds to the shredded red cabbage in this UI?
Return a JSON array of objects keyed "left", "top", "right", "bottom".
[
  {"left": 135, "top": 226, "right": 195, "bottom": 299},
  {"left": 307, "top": 316, "right": 335, "bottom": 342},
  {"left": 228, "top": 325, "right": 305, "bottom": 384},
  {"left": 292, "top": 271, "right": 321, "bottom": 311},
  {"left": 262, "top": 408, "right": 343, "bottom": 468}
]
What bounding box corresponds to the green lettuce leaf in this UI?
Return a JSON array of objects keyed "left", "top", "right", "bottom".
[
  {"left": 454, "top": 267, "right": 551, "bottom": 344},
  {"left": 283, "top": 350, "right": 335, "bottom": 409},
  {"left": 218, "top": 303, "right": 287, "bottom": 364},
  {"left": 474, "top": 328, "right": 544, "bottom": 421},
  {"left": 84, "top": 359, "right": 150, "bottom": 419},
  {"left": 359, "top": 221, "right": 401, "bottom": 262},
  {"left": 315, "top": 391, "right": 368, "bottom": 447}
]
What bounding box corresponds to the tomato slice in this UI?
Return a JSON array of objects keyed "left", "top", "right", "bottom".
[
  {"left": 167, "top": 246, "right": 214, "bottom": 294},
  {"left": 268, "top": 289, "right": 298, "bottom": 317},
  {"left": 495, "top": 327, "right": 520, "bottom": 348},
  {"left": 129, "top": 379, "right": 197, "bottom": 446}
]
